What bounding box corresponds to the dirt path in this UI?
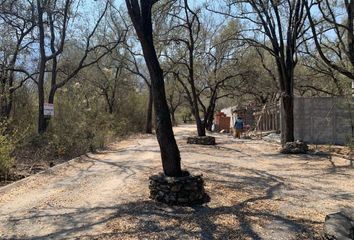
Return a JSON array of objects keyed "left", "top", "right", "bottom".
[{"left": 0, "top": 125, "right": 353, "bottom": 240}]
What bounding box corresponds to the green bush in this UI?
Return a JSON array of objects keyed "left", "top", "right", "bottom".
[{"left": 6, "top": 74, "right": 149, "bottom": 164}]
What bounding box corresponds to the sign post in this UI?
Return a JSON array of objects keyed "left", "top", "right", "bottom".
[{"left": 44, "top": 103, "right": 54, "bottom": 117}]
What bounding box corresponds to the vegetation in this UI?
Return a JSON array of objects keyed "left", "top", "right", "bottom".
[
  {"left": 0, "top": 122, "right": 15, "bottom": 175},
  {"left": 0, "top": 0, "right": 353, "bottom": 176}
]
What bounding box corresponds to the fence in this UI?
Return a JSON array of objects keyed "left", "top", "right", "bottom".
[{"left": 254, "top": 103, "right": 280, "bottom": 132}]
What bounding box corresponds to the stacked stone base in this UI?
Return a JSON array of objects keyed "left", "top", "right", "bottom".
[
  {"left": 187, "top": 136, "right": 216, "bottom": 145},
  {"left": 280, "top": 140, "right": 308, "bottom": 154},
  {"left": 149, "top": 172, "right": 209, "bottom": 205}
]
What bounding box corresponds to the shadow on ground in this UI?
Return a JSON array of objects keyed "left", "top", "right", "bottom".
[{"left": 3, "top": 166, "right": 322, "bottom": 240}]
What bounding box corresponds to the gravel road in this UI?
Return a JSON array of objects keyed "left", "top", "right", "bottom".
[{"left": 0, "top": 125, "right": 353, "bottom": 240}]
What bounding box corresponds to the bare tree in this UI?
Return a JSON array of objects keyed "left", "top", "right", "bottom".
[
  {"left": 35, "top": 0, "right": 125, "bottom": 134},
  {"left": 166, "top": 0, "right": 206, "bottom": 136},
  {"left": 123, "top": 46, "right": 154, "bottom": 133},
  {"left": 305, "top": 0, "right": 354, "bottom": 137},
  {"left": 87, "top": 56, "right": 129, "bottom": 114},
  {"left": 208, "top": 0, "right": 307, "bottom": 143},
  {"left": 305, "top": 0, "right": 354, "bottom": 87},
  {"left": 0, "top": 0, "right": 36, "bottom": 119},
  {"left": 198, "top": 20, "right": 244, "bottom": 130},
  {"left": 125, "top": 0, "right": 182, "bottom": 177},
  {"left": 165, "top": 73, "right": 185, "bottom": 126}
]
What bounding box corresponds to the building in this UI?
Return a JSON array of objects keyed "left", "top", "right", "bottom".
[{"left": 220, "top": 103, "right": 257, "bottom": 131}]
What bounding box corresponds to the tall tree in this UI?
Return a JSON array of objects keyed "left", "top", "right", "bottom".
[
  {"left": 198, "top": 20, "right": 243, "bottom": 130},
  {"left": 305, "top": 0, "right": 354, "bottom": 137},
  {"left": 125, "top": 0, "right": 182, "bottom": 177},
  {"left": 35, "top": 0, "right": 123, "bottom": 134},
  {"left": 305, "top": 0, "right": 354, "bottom": 88},
  {"left": 209, "top": 0, "right": 307, "bottom": 143},
  {"left": 0, "top": 0, "right": 36, "bottom": 119},
  {"left": 166, "top": 0, "right": 206, "bottom": 136}
]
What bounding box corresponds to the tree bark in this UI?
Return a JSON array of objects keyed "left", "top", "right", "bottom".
[
  {"left": 126, "top": 0, "right": 182, "bottom": 177},
  {"left": 205, "top": 103, "right": 216, "bottom": 131},
  {"left": 191, "top": 91, "right": 205, "bottom": 136},
  {"left": 37, "top": 0, "right": 47, "bottom": 134},
  {"left": 204, "top": 89, "right": 217, "bottom": 131},
  {"left": 281, "top": 93, "right": 294, "bottom": 143},
  {"left": 171, "top": 110, "right": 177, "bottom": 127},
  {"left": 37, "top": 80, "right": 46, "bottom": 134},
  {"left": 141, "top": 39, "right": 182, "bottom": 176},
  {"left": 146, "top": 86, "right": 153, "bottom": 134}
]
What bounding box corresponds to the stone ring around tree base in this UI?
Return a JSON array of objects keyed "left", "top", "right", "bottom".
[
  {"left": 187, "top": 136, "right": 216, "bottom": 145},
  {"left": 149, "top": 171, "right": 210, "bottom": 206},
  {"left": 280, "top": 140, "right": 309, "bottom": 154}
]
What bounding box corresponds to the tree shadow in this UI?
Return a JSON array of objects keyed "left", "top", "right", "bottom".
[{"left": 2, "top": 166, "right": 321, "bottom": 240}]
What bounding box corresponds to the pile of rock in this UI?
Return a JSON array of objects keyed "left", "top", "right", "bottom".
[
  {"left": 187, "top": 136, "right": 216, "bottom": 145},
  {"left": 280, "top": 140, "right": 308, "bottom": 154},
  {"left": 323, "top": 208, "right": 354, "bottom": 240},
  {"left": 149, "top": 171, "right": 209, "bottom": 205}
]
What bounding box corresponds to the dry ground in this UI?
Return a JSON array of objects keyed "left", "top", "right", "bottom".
[{"left": 0, "top": 125, "right": 353, "bottom": 240}]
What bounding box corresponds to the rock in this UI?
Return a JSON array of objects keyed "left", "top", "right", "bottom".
[
  {"left": 242, "top": 135, "right": 252, "bottom": 139},
  {"left": 187, "top": 136, "right": 216, "bottom": 145},
  {"left": 30, "top": 164, "right": 46, "bottom": 174},
  {"left": 149, "top": 171, "right": 209, "bottom": 206},
  {"left": 177, "top": 198, "right": 189, "bottom": 203},
  {"left": 280, "top": 140, "right": 308, "bottom": 154},
  {"left": 324, "top": 210, "right": 354, "bottom": 240},
  {"left": 341, "top": 208, "right": 354, "bottom": 221},
  {"left": 171, "top": 185, "right": 181, "bottom": 192}
]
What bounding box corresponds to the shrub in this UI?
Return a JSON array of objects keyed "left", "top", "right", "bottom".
[{"left": 0, "top": 123, "right": 15, "bottom": 175}]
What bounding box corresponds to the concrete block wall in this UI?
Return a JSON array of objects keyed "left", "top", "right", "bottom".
[{"left": 289, "top": 97, "right": 353, "bottom": 145}]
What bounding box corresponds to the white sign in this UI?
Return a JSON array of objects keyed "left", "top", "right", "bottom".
[{"left": 44, "top": 103, "right": 54, "bottom": 116}]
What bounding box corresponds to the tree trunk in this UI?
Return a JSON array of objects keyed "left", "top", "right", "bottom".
[
  {"left": 140, "top": 39, "right": 182, "bottom": 176},
  {"left": 171, "top": 110, "right": 177, "bottom": 127},
  {"left": 0, "top": 100, "right": 12, "bottom": 119},
  {"left": 103, "top": 91, "right": 114, "bottom": 114},
  {"left": 145, "top": 86, "right": 153, "bottom": 134},
  {"left": 38, "top": 83, "right": 46, "bottom": 134},
  {"left": 281, "top": 93, "right": 294, "bottom": 143},
  {"left": 37, "top": 63, "right": 46, "bottom": 134},
  {"left": 205, "top": 90, "right": 217, "bottom": 131},
  {"left": 5, "top": 94, "right": 13, "bottom": 119},
  {"left": 189, "top": 51, "right": 205, "bottom": 136},
  {"left": 41, "top": 88, "right": 57, "bottom": 132},
  {"left": 190, "top": 86, "right": 205, "bottom": 136},
  {"left": 0, "top": 78, "right": 14, "bottom": 119},
  {"left": 205, "top": 103, "right": 216, "bottom": 131},
  {"left": 193, "top": 105, "right": 205, "bottom": 136},
  {"left": 37, "top": 0, "right": 47, "bottom": 135},
  {"left": 127, "top": 0, "right": 183, "bottom": 176},
  {"left": 126, "top": 0, "right": 182, "bottom": 176}
]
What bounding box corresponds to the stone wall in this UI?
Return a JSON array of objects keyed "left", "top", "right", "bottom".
[
  {"left": 149, "top": 173, "right": 209, "bottom": 205},
  {"left": 281, "top": 97, "right": 353, "bottom": 145}
]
